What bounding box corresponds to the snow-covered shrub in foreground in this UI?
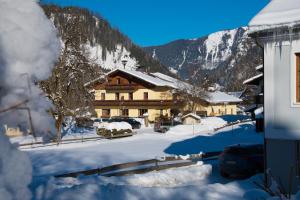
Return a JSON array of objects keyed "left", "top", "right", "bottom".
[
  {"left": 0, "top": 134, "right": 32, "bottom": 200},
  {"left": 0, "top": 0, "right": 60, "bottom": 138},
  {"left": 0, "top": 0, "right": 60, "bottom": 199}
]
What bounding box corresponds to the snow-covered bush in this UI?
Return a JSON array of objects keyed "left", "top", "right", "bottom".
[
  {"left": 103, "top": 122, "right": 132, "bottom": 131},
  {"left": 96, "top": 122, "right": 132, "bottom": 138}
]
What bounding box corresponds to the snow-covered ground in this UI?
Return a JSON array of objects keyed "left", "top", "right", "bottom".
[
  {"left": 166, "top": 117, "right": 227, "bottom": 136},
  {"left": 35, "top": 173, "right": 264, "bottom": 200},
  {"left": 19, "top": 117, "right": 264, "bottom": 200}
]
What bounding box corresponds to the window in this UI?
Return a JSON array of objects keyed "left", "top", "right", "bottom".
[
  {"left": 139, "top": 109, "right": 148, "bottom": 116},
  {"left": 102, "top": 109, "right": 110, "bottom": 117},
  {"left": 144, "top": 92, "right": 148, "bottom": 100},
  {"left": 129, "top": 92, "right": 133, "bottom": 100},
  {"left": 101, "top": 93, "right": 105, "bottom": 100},
  {"left": 115, "top": 93, "right": 120, "bottom": 100},
  {"left": 296, "top": 53, "right": 300, "bottom": 102},
  {"left": 120, "top": 109, "right": 129, "bottom": 117},
  {"left": 117, "top": 78, "right": 121, "bottom": 85}
]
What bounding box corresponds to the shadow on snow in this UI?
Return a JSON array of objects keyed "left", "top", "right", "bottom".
[{"left": 164, "top": 123, "right": 263, "bottom": 155}]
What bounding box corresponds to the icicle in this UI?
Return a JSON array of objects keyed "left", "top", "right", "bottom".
[{"left": 288, "top": 26, "right": 293, "bottom": 44}]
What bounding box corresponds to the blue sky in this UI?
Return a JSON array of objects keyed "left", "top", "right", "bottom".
[{"left": 41, "top": 0, "right": 269, "bottom": 47}]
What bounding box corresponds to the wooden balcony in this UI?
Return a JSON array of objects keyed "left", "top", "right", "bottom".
[
  {"left": 94, "top": 100, "right": 184, "bottom": 107},
  {"left": 104, "top": 84, "right": 138, "bottom": 91}
]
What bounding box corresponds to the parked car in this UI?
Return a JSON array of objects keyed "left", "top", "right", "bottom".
[
  {"left": 75, "top": 117, "right": 94, "bottom": 128},
  {"left": 219, "top": 144, "right": 264, "bottom": 179},
  {"left": 93, "top": 118, "right": 109, "bottom": 127},
  {"left": 154, "top": 120, "right": 182, "bottom": 133},
  {"left": 108, "top": 117, "right": 141, "bottom": 129}
]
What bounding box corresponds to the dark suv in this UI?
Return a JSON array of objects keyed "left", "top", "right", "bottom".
[
  {"left": 219, "top": 144, "right": 264, "bottom": 179},
  {"left": 108, "top": 117, "right": 141, "bottom": 129},
  {"left": 154, "top": 120, "right": 182, "bottom": 133}
]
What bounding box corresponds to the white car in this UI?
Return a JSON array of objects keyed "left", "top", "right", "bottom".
[{"left": 93, "top": 118, "right": 109, "bottom": 128}]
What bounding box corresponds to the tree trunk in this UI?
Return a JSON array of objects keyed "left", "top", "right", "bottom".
[{"left": 55, "top": 114, "right": 63, "bottom": 145}]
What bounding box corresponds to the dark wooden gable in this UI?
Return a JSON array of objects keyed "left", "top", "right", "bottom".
[{"left": 94, "top": 70, "right": 157, "bottom": 90}]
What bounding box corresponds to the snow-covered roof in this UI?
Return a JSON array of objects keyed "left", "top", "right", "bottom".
[
  {"left": 244, "top": 104, "right": 258, "bottom": 113},
  {"left": 107, "top": 68, "right": 193, "bottom": 90},
  {"left": 227, "top": 91, "right": 244, "bottom": 99},
  {"left": 151, "top": 72, "right": 192, "bottom": 90},
  {"left": 182, "top": 113, "right": 201, "bottom": 120},
  {"left": 243, "top": 73, "right": 263, "bottom": 85},
  {"left": 255, "top": 65, "right": 263, "bottom": 71},
  {"left": 151, "top": 72, "right": 179, "bottom": 83},
  {"left": 205, "top": 91, "right": 242, "bottom": 104},
  {"left": 107, "top": 68, "right": 175, "bottom": 88},
  {"left": 84, "top": 75, "right": 106, "bottom": 87},
  {"left": 249, "top": 0, "right": 300, "bottom": 33},
  {"left": 254, "top": 106, "right": 264, "bottom": 119}
]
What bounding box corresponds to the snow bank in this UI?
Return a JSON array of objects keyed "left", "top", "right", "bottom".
[
  {"left": 100, "top": 122, "right": 132, "bottom": 131},
  {"left": 243, "top": 189, "right": 271, "bottom": 200},
  {"left": 0, "top": 133, "right": 32, "bottom": 200},
  {"left": 98, "top": 163, "right": 212, "bottom": 187},
  {"left": 167, "top": 117, "right": 227, "bottom": 136},
  {"left": 35, "top": 167, "right": 261, "bottom": 200},
  {"left": 249, "top": 0, "right": 300, "bottom": 33}
]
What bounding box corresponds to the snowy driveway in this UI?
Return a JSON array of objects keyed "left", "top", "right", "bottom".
[
  {"left": 23, "top": 120, "right": 263, "bottom": 200},
  {"left": 24, "top": 122, "right": 262, "bottom": 177}
]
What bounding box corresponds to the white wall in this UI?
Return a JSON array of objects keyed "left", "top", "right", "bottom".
[{"left": 264, "top": 38, "right": 300, "bottom": 139}]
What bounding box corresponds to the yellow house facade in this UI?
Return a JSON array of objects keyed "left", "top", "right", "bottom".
[
  {"left": 89, "top": 69, "right": 242, "bottom": 121},
  {"left": 190, "top": 91, "right": 241, "bottom": 116},
  {"left": 90, "top": 69, "right": 184, "bottom": 121}
]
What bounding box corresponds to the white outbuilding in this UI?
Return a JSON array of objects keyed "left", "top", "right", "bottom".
[{"left": 182, "top": 113, "right": 201, "bottom": 125}]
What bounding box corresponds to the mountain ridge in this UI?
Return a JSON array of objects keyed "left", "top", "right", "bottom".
[{"left": 144, "top": 27, "right": 263, "bottom": 91}]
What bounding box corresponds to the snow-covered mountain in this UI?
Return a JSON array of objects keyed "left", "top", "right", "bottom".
[
  {"left": 43, "top": 5, "right": 169, "bottom": 74},
  {"left": 144, "top": 27, "right": 263, "bottom": 91},
  {"left": 40, "top": 5, "right": 171, "bottom": 116}
]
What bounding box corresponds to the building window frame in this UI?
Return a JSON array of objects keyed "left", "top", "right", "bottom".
[
  {"left": 296, "top": 53, "right": 300, "bottom": 103},
  {"left": 120, "top": 109, "right": 129, "bottom": 117},
  {"left": 129, "top": 92, "right": 133, "bottom": 100},
  {"left": 144, "top": 92, "right": 148, "bottom": 100},
  {"left": 102, "top": 109, "right": 110, "bottom": 118},
  {"left": 117, "top": 78, "right": 121, "bottom": 85},
  {"left": 101, "top": 93, "right": 105, "bottom": 100},
  {"left": 139, "top": 109, "right": 148, "bottom": 117},
  {"left": 115, "top": 92, "right": 120, "bottom": 100}
]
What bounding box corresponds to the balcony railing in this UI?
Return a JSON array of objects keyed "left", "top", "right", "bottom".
[
  {"left": 104, "top": 84, "right": 138, "bottom": 91},
  {"left": 94, "top": 100, "right": 184, "bottom": 107}
]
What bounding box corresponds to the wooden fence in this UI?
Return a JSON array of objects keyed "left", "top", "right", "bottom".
[
  {"left": 214, "top": 119, "right": 253, "bottom": 132},
  {"left": 55, "top": 151, "right": 221, "bottom": 178}
]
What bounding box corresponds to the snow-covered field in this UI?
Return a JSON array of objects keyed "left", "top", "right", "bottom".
[{"left": 18, "top": 117, "right": 265, "bottom": 200}]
